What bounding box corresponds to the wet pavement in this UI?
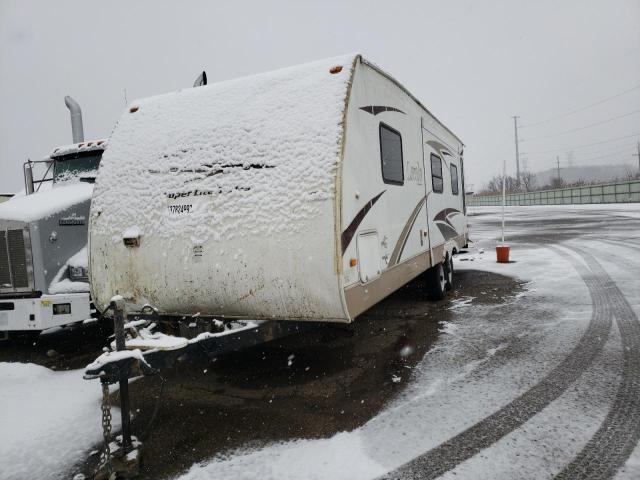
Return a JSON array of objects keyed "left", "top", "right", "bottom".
[
  {"left": 0, "top": 320, "right": 112, "bottom": 371},
  {"left": 122, "top": 269, "right": 523, "bottom": 480}
]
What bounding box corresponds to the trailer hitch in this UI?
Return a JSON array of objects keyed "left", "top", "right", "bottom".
[
  {"left": 84, "top": 353, "right": 156, "bottom": 384},
  {"left": 85, "top": 297, "right": 156, "bottom": 479}
]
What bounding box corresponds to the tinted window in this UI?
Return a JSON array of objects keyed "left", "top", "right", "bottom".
[
  {"left": 379, "top": 123, "right": 403, "bottom": 185},
  {"left": 451, "top": 164, "right": 459, "bottom": 195},
  {"left": 53, "top": 152, "right": 102, "bottom": 183},
  {"left": 431, "top": 154, "right": 443, "bottom": 193}
]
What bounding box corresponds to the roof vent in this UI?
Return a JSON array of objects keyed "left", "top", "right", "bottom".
[{"left": 193, "top": 71, "right": 207, "bottom": 87}]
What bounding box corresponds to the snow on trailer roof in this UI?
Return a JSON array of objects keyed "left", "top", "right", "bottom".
[
  {"left": 50, "top": 139, "right": 107, "bottom": 158},
  {"left": 91, "top": 53, "right": 463, "bottom": 244},
  {"left": 91, "top": 53, "right": 359, "bottom": 242}
]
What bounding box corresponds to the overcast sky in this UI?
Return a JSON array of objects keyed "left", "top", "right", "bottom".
[{"left": 1, "top": 0, "right": 639, "bottom": 193}]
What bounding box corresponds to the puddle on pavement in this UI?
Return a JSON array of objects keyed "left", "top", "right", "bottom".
[{"left": 0, "top": 320, "right": 112, "bottom": 370}]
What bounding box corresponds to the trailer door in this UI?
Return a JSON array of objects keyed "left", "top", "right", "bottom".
[{"left": 420, "top": 118, "right": 433, "bottom": 257}]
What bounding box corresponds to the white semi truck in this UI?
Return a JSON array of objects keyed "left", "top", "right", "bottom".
[{"left": 0, "top": 97, "right": 105, "bottom": 338}]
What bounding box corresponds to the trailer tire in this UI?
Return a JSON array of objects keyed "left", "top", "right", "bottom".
[
  {"left": 444, "top": 254, "right": 454, "bottom": 291},
  {"left": 425, "top": 262, "right": 447, "bottom": 300}
]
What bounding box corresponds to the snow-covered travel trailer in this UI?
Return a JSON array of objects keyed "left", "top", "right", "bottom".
[
  {"left": 89, "top": 54, "right": 467, "bottom": 323},
  {"left": 0, "top": 97, "right": 105, "bottom": 336}
]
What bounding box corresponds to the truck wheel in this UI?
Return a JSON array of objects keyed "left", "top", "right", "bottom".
[
  {"left": 425, "top": 262, "right": 447, "bottom": 300},
  {"left": 444, "top": 254, "right": 454, "bottom": 291}
]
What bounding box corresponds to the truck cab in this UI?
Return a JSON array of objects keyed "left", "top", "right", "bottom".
[{"left": 0, "top": 139, "right": 105, "bottom": 337}]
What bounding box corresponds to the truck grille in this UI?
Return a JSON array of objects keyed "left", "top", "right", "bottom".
[{"left": 0, "top": 229, "right": 30, "bottom": 290}]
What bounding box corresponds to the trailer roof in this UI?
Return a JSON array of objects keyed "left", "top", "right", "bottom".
[
  {"left": 92, "top": 54, "right": 463, "bottom": 244},
  {"left": 91, "top": 54, "right": 357, "bottom": 243}
]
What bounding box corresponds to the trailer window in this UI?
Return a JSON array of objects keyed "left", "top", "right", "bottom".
[
  {"left": 379, "top": 123, "right": 404, "bottom": 185},
  {"left": 451, "top": 164, "right": 459, "bottom": 195},
  {"left": 431, "top": 154, "right": 443, "bottom": 193}
]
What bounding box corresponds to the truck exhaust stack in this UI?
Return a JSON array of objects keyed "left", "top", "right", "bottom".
[
  {"left": 23, "top": 162, "right": 34, "bottom": 195},
  {"left": 64, "top": 95, "right": 84, "bottom": 143}
]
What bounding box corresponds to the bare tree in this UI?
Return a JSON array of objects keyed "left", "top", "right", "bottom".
[
  {"left": 479, "top": 175, "right": 520, "bottom": 195},
  {"left": 623, "top": 166, "right": 637, "bottom": 181},
  {"left": 550, "top": 176, "right": 565, "bottom": 189}
]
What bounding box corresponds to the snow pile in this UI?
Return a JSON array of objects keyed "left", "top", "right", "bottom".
[
  {"left": 67, "top": 245, "right": 88, "bottom": 268},
  {"left": 177, "top": 431, "right": 386, "bottom": 480},
  {"left": 448, "top": 296, "right": 475, "bottom": 310},
  {"left": 50, "top": 139, "right": 107, "bottom": 158},
  {"left": 48, "top": 246, "right": 89, "bottom": 295},
  {"left": 0, "top": 183, "right": 93, "bottom": 222},
  {"left": 0, "top": 362, "right": 120, "bottom": 480},
  {"left": 117, "top": 319, "right": 260, "bottom": 351},
  {"left": 116, "top": 322, "right": 188, "bottom": 351},
  {"left": 91, "top": 53, "right": 357, "bottom": 244},
  {"left": 189, "top": 320, "right": 261, "bottom": 343},
  {"left": 85, "top": 348, "right": 147, "bottom": 371},
  {"left": 122, "top": 225, "right": 143, "bottom": 239}
]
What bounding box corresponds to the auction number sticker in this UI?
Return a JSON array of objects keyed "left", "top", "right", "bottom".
[{"left": 168, "top": 204, "right": 192, "bottom": 214}]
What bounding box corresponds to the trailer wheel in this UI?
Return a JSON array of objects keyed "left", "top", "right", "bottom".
[
  {"left": 444, "top": 254, "right": 454, "bottom": 291},
  {"left": 425, "top": 262, "right": 447, "bottom": 300}
]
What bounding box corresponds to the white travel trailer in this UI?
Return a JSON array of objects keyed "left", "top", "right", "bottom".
[{"left": 89, "top": 53, "right": 467, "bottom": 324}]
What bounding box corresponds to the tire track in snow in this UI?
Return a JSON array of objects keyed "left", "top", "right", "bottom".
[
  {"left": 554, "top": 246, "right": 640, "bottom": 480},
  {"left": 598, "top": 238, "right": 640, "bottom": 257},
  {"left": 379, "top": 247, "right": 613, "bottom": 480}
]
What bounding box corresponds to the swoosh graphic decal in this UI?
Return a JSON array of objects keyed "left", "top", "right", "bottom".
[
  {"left": 341, "top": 191, "right": 385, "bottom": 255},
  {"left": 359, "top": 106, "right": 406, "bottom": 116},
  {"left": 435, "top": 221, "right": 459, "bottom": 240},
  {"left": 388, "top": 195, "right": 427, "bottom": 267},
  {"left": 433, "top": 208, "right": 462, "bottom": 240}
]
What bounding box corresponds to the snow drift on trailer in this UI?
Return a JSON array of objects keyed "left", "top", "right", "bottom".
[{"left": 90, "top": 54, "right": 357, "bottom": 321}]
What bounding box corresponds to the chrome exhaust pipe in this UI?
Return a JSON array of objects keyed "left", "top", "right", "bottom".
[{"left": 64, "top": 96, "right": 84, "bottom": 143}]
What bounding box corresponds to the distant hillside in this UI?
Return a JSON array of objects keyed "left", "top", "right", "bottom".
[{"left": 535, "top": 163, "right": 638, "bottom": 187}]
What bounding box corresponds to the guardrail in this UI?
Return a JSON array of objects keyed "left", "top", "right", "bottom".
[{"left": 468, "top": 180, "right": 640, "bottom": 206}]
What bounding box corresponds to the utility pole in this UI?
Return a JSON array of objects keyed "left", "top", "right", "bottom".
[
  {"left": 556, "top": 156, "right": 561, "bottom": 181},
  {"left": 512, "top": 116, "right": 521, "bottom": 189},
  {"left": 634, "top": 141, "right": 640, "bottom": 174}
]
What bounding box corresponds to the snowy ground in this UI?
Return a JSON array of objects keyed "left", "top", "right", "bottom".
[
  {"left": 1, "top": 204, "right": 639, "bottom": 480},
  {"left": 0, "top": 362, "right": 120, "bottom": 480}
]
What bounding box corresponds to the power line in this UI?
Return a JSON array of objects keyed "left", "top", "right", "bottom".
[
  {"left": 533, "top": 148, "right": 634, "bottom": 165},
  {"left": 520, "top": 82, "right": 640, "bottom": 128},
  {"left": 522, "top": 109, "right": 640, "bottom": 142},
  {"left": 561, "top": 148, "right": 636, "bottom": 165},
  {"left": 522, "top": 132, "right": 640, "bottom": 155},
  {"left": 524, "top": 142, "right": 638, "bottom": 160}
]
